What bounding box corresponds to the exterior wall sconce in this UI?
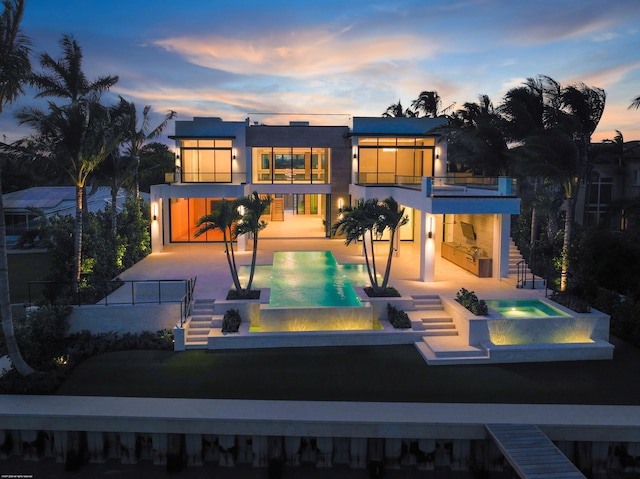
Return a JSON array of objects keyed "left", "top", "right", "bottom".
[
  {"left": 232, "top": 148, "right": 237, "bottom": 160},
  {"left": 353, "top": 154, "right": 357, "bottom": 159},
  {"left": 427, "top": 216, "right": 433, "bottom": 239},
  {"left": 152, "top": 203, "right": 158, "bottom": 221},
  {"left": 435, "top": 148, "right": 440, "bottom": 160}
]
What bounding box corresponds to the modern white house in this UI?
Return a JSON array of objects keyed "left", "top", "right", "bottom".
[{"left": 150, "top": 115, "right": 520, "bottom": 285}]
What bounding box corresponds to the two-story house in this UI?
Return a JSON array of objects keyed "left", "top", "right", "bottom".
[{"left": 150, "top": 116, "right": 520, "bottom": 283}]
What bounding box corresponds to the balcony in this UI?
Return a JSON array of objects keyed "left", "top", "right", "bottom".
[
  {"left": 354, "top": 173, "right": 518, "bottom": 197},
  {"left": 164, "top": 171, "right": 247, "bottom": 184}
]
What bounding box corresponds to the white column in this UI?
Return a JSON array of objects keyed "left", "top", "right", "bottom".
[
  {"left": 493, "top": 214, "right": 511, "bottom": 279},
  {"left": 420, "top": 213, "right": 436, "bottom": 282},
  {"left": 150, "top": 191, "right": 162, "bottom": 254},
  {"left": 237, "top": 233, "right": 247, "bottom": 252}
]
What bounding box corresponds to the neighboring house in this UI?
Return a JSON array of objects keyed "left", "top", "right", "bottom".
[
  {"left": 150, "top": 116, "right": 520, "bottom": 283},
  {"left": 2, "top": 186, "right": 135, "bottom": 247},
  {"left": 575, "top": 140, "right": 640, "bottom": 230}
]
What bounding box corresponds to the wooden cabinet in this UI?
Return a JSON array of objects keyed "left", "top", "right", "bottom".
[{"left": 441, "top": 242, "right": 492, "bottom": 278}]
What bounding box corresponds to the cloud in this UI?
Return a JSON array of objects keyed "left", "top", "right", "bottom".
[{"left": 153, "top": 27, "right": 434, "bottom": 78}]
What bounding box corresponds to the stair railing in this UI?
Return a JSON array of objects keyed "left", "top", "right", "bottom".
[
  {"left": 179, "top": 276, "right": 197, "bottom": 327},
  {"left": 516, "top": 260, "right": 526, "bottom": 289}
]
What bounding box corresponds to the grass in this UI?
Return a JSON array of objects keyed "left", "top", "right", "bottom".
[{"left": 57, "top": 336, "right": 640, "bottom": 405}]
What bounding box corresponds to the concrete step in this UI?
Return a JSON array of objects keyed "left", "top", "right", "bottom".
[
  {"left": 422, "top": 329, "right": 458, "bottom": 337},
  {"left": 422, "top": 317, "right": 453, "bottom": 324},
  {"left": 414, "top": 338, "right": 490, "bottom": 365},
  {"left": 422, "top": 322, "right": 455, "bottom": 330}
]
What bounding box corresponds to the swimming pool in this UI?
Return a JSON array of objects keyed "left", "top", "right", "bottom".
[
  {"left": 485, "top": 299, "right": 570, "bottom": 318},
  {"left": 239, "top": 251, "right": 369, "bottom": 308}
]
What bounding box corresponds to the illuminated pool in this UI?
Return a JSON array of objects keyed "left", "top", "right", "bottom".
[
  {"left": 239, "top": 251, "right": 369, "bottom": 308},
  {"left": 485, "top": 299, "right": 570, "bottom": 319}
]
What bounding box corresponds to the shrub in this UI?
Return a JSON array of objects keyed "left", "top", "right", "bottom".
[
  {"left": 455, "top": 288, "right": 488, "bottom": 316},
  {"left": 549, "top": 292, "right": 591, "bottom": 313},
  {"left": 364, "top": 286, "right": 401, "bottom": 298},
  {"left": 386, "top": 303, "right": 411, "bottom": 329},
  {"left": 12, "top": 304, "right": 72, "bottom": 370},
  {"left": 222, "top": 309, "right": 241, "bottom": 332}
]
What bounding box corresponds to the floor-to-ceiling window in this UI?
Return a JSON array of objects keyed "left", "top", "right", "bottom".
[
  {"left": 170, "top": 198, "right": 229, "bottom": 242},
  {"left": 180, "top": 139, "right": 232, "bottom": 183},
  {"left": 252, "top": 147, "right": 329, "bottom": 184},
  {"left": 356, "top": 137, "right": 435, "bottom": 185}
]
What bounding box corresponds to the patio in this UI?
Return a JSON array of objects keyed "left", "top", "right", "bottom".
[{"left": 111, "top": 234, "right": 613, "bottom": 365}]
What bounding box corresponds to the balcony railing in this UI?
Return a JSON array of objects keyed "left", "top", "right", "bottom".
[
  {"left": 354, "top": 173, "right": 518, "bottom": 197},
  {"left": 165, "top": 171, "right": 247, "bottom": 184}
]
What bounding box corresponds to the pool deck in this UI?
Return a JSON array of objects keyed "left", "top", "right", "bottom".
[
  {"left": 119, "top": 238, "right": 548, "bottom": 302},
  {"left": 111, "top": 237, "right": 617, "bottom": 365}
]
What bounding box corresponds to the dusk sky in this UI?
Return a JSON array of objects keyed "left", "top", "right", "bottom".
[{"left": 3, "top": 0, "right": 640, "bottom": 145}]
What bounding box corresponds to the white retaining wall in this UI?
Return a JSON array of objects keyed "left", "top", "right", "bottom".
[{"left": 68, "top": 303, "right": 181, "bottom": 334}]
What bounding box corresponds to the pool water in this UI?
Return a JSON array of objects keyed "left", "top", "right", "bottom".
[
  {"left": 485, "top": 299, "right": 570, "bottom": 318},
  {"left": 239, "top": 251, "right": 369, "bottom": 308}
]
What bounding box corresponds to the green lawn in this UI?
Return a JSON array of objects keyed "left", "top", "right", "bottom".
[{"left": 57, "top": 337, "right": 640, "bottom": 405}]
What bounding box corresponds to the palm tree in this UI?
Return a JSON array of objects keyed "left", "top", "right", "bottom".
[
  {"left": 195, "top": 192, "right": 270, "bottom": 299},
  {"left": 195, "top": 199, "right": 243, "bottom": 293},
  {"left": 382, "top": 100, "right": 416, "bottom": 118},
  {"left": 411, "top": 90, "right": 442, "bottom": 118},
  {"left": 629, "top": 95, "right": 640, "bottom": 110},
  {"left": 377, "top": 197, "right": 409, "bottom": 291},
  {"left": 444, "top": 94, "right": 509, "bottom": 175},
  {"left": 93, "top": 149, "right": 138, "bottom": 233},
  {"left": 18, "top": 100, "right": 121, "bottom": 293},
  {"left": 117, "top": 97, "right": 176, "bottom": 199},
  {"left": 331, "top": 197, "right": 408, "bottom": 295},
  {"left": 19, "top": 35, "right": 119, "bottom": 293},
  {"left": 0, "top": 0, "right": 35, "bottom": 376},
  {"left": 235, "top": 192, "right": 271, "bottom": 296}
]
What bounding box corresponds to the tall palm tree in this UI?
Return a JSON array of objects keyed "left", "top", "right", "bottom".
[
  {"left": 445, "top": 94, "right": 509, "bottom": 175},
  {"left": 117, "top": 97, "right": 176, "bottom": 199},
  {"left": 411, "top": 90, "right": 442, "bottom": 118},
  {"left": 19, "top": 35, "right": 119, "bottom": 293},
  {"left": 0, "top": 0, "right": 35, "bottom": 376},
  {"left": 92, "top": 149, "right": 138, "bottom": 233},
  {"left": 195, "top": 199, "right": 243, "bottom": 293},
  {"left": 195, "top": 192, "right": 270, "bottom": 299},
  {"left": 629, "top": 95, "right": 640, "bottom": 110},
  {"left": 235, "top": 192, "right": 271, "bottom": 296},
  {"left": 331, "top": 197, "right": 408, "bottom": 295},
  {"left": 18, "top": 100, "right": 121, "bottom": 292},
  {"left": 382, "top": 100, "right": 416, "bottom": 118},
  {"left": 377, "top": 197, "right": 409, "bottom": 291}
]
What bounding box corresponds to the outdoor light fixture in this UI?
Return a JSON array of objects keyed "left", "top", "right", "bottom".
[
  {"left": 232, "top": 149, "right": 237, "bottom": 160},
  {"left": 353, "top": 153, "right": 357, "bottom": 159},
  {"left": 152, "top": 203, "right": 158, "bottom": 221},
  {"left": 427, "top": 216, "right": 433, "bottom": 239},
  {"left": 435, "top": 148, "right": 440, "bottom": 160}
]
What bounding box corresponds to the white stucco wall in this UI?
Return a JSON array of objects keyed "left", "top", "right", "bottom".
[{"left": 68, "top": 303, "right": 181, "bottom": 334}]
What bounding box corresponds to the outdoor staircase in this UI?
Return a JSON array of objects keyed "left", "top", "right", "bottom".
[
  {"left": 408, "top": 295, "right": 458, "bottom": 337},
  {"left": 271, "top": 197, "right": 284, "bottom": 221},
  {"left": 410, "top": 294, "right": 491, "bottom": 365},
  {"left": 506, "top": 240, "right": 545, "bottom": 289},
  {"left": 184, "top": 299, "right": 216, "bottom": 349}
]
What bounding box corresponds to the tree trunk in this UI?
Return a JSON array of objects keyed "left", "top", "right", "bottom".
[
  {"left": 380, "top": 229, "right": 396, "bottom": 292},
  {"left": 560, "top": 197, "right": 573, "bottom": 292},
  {"left": 73, "top": 184, "right": 83, "bottom": 295},
  {"left": 111, "top": 187, "right": 118, "bottom": 235},
  {"left": 0, "top": 173, "right": 35, "bottom": 376}
]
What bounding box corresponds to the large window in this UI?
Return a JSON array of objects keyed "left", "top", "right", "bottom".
[
  {"left": 356, "top": 137, "right": 435, "bottom": 185},
  {"left": 587, "top": 174, "right": 613, "bottom": 226},
  {"left": 252, "top": 147, "right": 329, "bottom": 184},
  {"left": 180, "top": 139, "right": 232, "bottom": 183},
  {"left": 170, "top": 197, "right": 230, "bottom": 242}
]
